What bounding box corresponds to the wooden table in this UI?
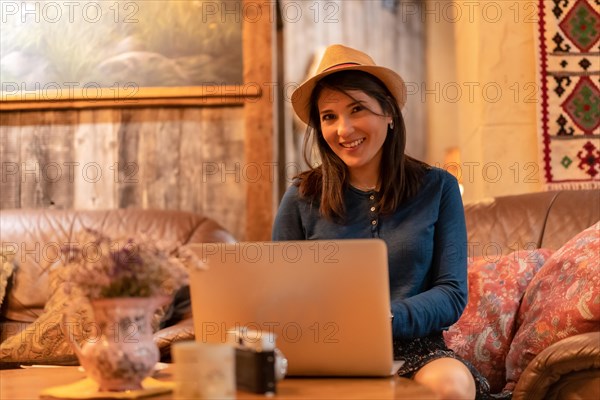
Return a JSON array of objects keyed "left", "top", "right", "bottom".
[{"left": 0, "top": 366, "right": 438, "bottom": 399}]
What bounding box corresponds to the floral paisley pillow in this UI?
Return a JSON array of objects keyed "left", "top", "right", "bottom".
[
  {"left": 444, "top": 249, "right": 554, "bottom": 393},
  {"left": 504, "top": 221, "right": 600, "bottom": 392}
]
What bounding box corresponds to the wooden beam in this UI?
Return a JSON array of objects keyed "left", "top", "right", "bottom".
[
  {"left": 243, "top": 0, "right": 277, "bottom": 241},
  {"left": 0, "top": 86, "right": 259, "bottom": 111}
]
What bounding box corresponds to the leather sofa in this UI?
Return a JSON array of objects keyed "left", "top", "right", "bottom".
[
  {"left": 1, "top": 190, "right": 598, "bottom": 399},
  {"left": 0, "top": 209, "right": 235, "bottom": 368},
  {"left": 463, "top": 189, "right": 600, "bottom": 400},
  {"left": 464, "top": 189, "right": 599, "bottom": 259}
]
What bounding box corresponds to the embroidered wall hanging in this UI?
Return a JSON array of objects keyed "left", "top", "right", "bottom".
[{"left": 535, "top": 0, "right": 600, "bottom": 189}]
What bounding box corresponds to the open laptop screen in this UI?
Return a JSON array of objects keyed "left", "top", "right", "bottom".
[{"left": 188, "top": 239, "right": 394, "bottom": 376}]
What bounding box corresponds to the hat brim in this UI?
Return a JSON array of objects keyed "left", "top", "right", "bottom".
[{"left": 291, "top": 65, "right": 407, "bottom": 126}]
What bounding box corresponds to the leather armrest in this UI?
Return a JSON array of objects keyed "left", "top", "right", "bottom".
[
  {"left": 153, "top": 315, "right": 194, "bottom": 362},
  {"left": 513, "top": 332, "right": 600, "bottom": 400},
  {"left": 546, "top": 369, "right": 600, "bottom": 400}
]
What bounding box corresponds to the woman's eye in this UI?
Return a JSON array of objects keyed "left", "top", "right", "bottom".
[
  {"left": 352, "top": 105, "right": 364, "bottom": 113},
  {"left": 321, "top": 114, "right": 335, "bottom": 122}
]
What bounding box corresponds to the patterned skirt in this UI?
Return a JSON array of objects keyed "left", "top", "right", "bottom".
[{"left": 393, "top": 332, "right": 507, "bottom": 400}]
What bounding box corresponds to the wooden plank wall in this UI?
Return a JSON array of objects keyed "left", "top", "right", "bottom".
[{"left": 0, "top": 108, "right": 247, "bottom": 240}]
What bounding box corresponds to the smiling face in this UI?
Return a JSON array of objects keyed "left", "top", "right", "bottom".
[{"left": 317, "top": 88, "right": 391, "bottom": 188}]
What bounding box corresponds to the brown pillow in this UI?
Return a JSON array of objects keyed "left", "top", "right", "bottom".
[
  {"left": 0, "top": 258, "right": 90, "bottom": 365},
  {"left": 0, "top": 241, "right": 190, "bottom": 365},
  {"left": 0, "top": 252, "right": 16, "bottom": 309}
]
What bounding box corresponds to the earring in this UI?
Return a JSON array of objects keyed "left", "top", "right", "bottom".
[{"left": 388, "top": 120, "right": 394, "bottom": 130}]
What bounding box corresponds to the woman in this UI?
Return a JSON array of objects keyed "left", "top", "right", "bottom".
[{"left": 272, "top": 44, "right": 490, "bottom": 400}]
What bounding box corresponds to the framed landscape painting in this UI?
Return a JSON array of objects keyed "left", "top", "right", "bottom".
[{"left": 0, "top": 0, "right": 251, "bottom": 109}]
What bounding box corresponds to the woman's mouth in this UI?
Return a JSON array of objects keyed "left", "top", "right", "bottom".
[{"left": 340, "top": 138, "right": 365, "bottom": 149}]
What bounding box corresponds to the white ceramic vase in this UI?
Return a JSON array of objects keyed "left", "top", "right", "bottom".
[{"left": 66, "top": 297, "right": 160, "bottom": 391}]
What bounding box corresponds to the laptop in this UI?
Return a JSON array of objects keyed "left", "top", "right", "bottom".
[{"left": 187, "top": 239, "right": 402, "bottom": 376}]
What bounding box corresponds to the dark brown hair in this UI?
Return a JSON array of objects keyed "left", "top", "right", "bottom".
[{"left": 295, "top": 70, "right": 428, "bottom": 221}]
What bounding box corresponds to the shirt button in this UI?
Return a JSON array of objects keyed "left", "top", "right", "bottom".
[
  {"left": 369, "top": 195, "right": 375, "bottom": 200},
  {"left": 370, "top": 206, "right": 376, "bottom": 212},
  {"left": 371, "top": 220, "right": 377, "bottom": 225}
]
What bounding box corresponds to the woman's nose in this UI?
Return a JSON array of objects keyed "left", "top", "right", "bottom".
[{"left": 337, "top": 115, "right": 355, "bottom": 137}]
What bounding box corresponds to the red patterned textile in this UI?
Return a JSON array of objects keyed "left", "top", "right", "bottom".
[
  {"left": 444, "top": 249, "right": 554, "bottom": 392},
  {"left": 504, "top": 221, "right": 600, "bottom": 391},
  {"left": 535, "top": 0, "right": 600, "bottom": 189}
]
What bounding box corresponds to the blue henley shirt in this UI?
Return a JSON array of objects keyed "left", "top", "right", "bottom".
[{"left": 271, "top": 167, "right": 468, "bottom": 339}]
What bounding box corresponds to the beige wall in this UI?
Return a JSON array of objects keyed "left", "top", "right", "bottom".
[
  {"left": 425, "top": 6, "right": 458, "bottom": 168},
  {"left": 426, "top": 0, "right": 543, "bottom": 203}
]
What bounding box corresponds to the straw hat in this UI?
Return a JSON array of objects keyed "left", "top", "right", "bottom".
[{"left": 291, "top": 44, "right": 407, "bottom": 125}]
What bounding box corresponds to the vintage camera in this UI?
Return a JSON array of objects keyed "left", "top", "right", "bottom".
[{"left": 226, "top": 328, "right": 287, "bottom": 395}]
